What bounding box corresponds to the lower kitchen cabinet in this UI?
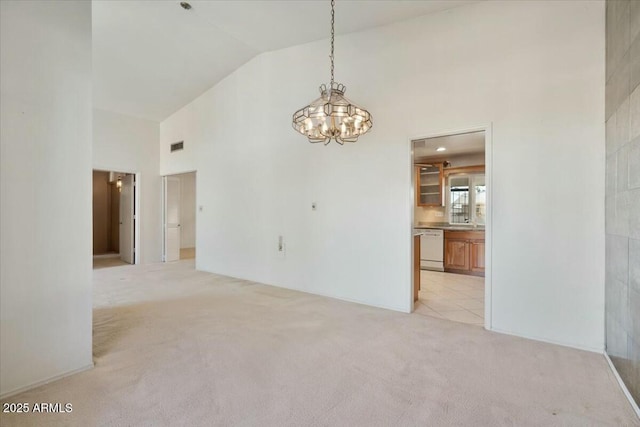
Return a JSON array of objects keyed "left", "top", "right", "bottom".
[
  {"left": 470, "top": 241, "right": 485, "bottom": 273},
  {"left": 444, "top": 231, "right": 485, "bottom": 277},
  {"left": 444, "top": 239, "right": 469, "bottom": 271},
  {"left": 414, "top": 235, "right": 420, "bottom": 301}
]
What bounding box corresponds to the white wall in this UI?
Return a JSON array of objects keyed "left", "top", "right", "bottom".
[
  {"left": 0, "top": 0, "right": 93, "bottom": 397},
  {"left": 178, "top": 172, "right": 196, "bottom": 249},
  {"left": 93, "top": 109, "right": 162, "bottom": 263},
  {"left": 160, "top": 1, "right": 605, "bottom": 350}
]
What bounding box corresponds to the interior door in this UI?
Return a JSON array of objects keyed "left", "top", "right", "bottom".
[
  {"left": 164, "top": 176, "right": 181, "bottom": 262},
  {"left": 119, "top": 174, "right": 135, "bottom": 264}
]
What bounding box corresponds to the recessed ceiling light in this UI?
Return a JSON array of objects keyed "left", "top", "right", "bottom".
[
  {"left": 436, "top": 147, "right": 446, "bottom": 152},
  {"left": 180, "top": 2, "right": 192, "bottom": 10}
]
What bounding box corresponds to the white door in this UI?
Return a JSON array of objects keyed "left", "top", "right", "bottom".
[
  {"left": 119, "top": 175, "right": 135, "bottom": 264},
  {"left": 164, "top": 176, "right": 181, "bottom": 262}
]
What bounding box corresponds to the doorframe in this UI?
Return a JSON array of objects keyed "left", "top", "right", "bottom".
[
  {"left": 162, "top": 170, "right": 197, "bottom": 263},
  {"left": 92, "top": 167, "right": 141, "bottom": 265},
  {"left": 408, "top": 124, "right": 493, "bottom": 330}
]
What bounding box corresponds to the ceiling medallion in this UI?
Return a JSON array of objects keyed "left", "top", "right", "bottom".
[{"left": 292, "top": 0, "right": 372, "bottom": 145}]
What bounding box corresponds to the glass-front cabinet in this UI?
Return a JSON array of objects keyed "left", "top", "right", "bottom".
[{"left": 416, "top": 164, "right": 443, "bottom": 207}]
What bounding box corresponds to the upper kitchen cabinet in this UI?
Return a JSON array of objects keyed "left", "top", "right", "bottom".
[{"left": 416, "top": 163, "right": 443, "bottom": 207}]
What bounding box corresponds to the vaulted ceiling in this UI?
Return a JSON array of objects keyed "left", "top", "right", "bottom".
[{"left": 93, "top": 0, "right": 478, "bottom": 121}]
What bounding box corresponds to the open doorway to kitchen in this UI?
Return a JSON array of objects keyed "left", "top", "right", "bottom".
[
  {"left": 92, "top": 169, "right": 137, "bottom": 269},
  {"left": 163, "top": 171, "right": 197, "bottom": 263},
  {"left": 411, "top": 129, "right": 490, "bottom": 328}
]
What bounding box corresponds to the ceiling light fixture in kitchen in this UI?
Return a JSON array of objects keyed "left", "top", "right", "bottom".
[
  {"left": 436, "top": 147, "right": 446, "bottom": 152},
  {"left": 291, "top": 0, "right": 372, "bottom": 145}
]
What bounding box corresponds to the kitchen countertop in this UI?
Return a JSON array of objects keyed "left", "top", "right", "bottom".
[{"left": 414, "top": 222, "right": 485, "bottom": 232}]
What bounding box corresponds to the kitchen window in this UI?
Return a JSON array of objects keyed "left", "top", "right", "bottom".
[{"left": 448, "top": 174, "right": 485, "bottom": 225}]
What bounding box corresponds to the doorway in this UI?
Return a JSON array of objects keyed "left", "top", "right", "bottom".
[
  {"left": 92, "top": 170, "right": 137, "bottom": 269},
  {"left": 410, "top": 128, "right": 491, "bottom": 328},
  {"left": 163, "top": 172, "right": 196, "bottom": 262}
]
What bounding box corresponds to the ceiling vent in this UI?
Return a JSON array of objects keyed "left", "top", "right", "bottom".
[{"left": 170, "top": 141, "right": 184, "bottom": 152}]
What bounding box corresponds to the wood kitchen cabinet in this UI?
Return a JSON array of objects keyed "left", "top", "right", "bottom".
[
  {"left": 444, "top": 239, "right": 469, "bottom": 271},
  {"left": 416, "top": 164, "right": 443, "bottom": 207},
  {"left": 414, "top": 235, "right": 420, "bottom": 302},
  {"left": 444, "top": 230, "right": 485, "bottom": 277},
  {"left": 470, "top": 241, "right": 485, "bottom": 273}
]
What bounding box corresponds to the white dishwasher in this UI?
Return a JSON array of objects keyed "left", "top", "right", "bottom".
[{"left": 420, "top": 229, "right": 444, "bottom": 271}]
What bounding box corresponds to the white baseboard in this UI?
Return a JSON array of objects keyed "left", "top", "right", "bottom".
[
  {"left": 489, "top": 327, "right": 603, "bottom": 353},
  {"left": 604, "top": 352, "right": 640, "bottom": 419},
  {"left": 0, "top": 363, "right": 94, "bottom": 400},
  {"left": 196, "top": 266, "right": 409, "bottom": 313}
]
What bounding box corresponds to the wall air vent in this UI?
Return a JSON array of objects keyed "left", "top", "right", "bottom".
[{"left": 170, "top": 141, "right": 184, "bottom": 152}]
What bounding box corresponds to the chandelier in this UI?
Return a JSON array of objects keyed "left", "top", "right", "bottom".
[{"left": 292, "top": 0, "right": 373, "bottom": 145}]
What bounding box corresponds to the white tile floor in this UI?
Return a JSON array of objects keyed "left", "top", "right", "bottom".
[{"left": 415, "top": 269, "right": 485, "bottom": 326}]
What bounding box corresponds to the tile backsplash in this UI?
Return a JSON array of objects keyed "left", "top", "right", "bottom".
[{"left": 415, "top": 206, "right": 445, "bottom": 224}]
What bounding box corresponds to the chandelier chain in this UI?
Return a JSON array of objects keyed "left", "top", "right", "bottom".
[{"left": 330, "top": 0, "right": 335, "bottom": 88}]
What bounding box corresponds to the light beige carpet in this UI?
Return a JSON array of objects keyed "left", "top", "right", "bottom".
[{"left": 1, "top": 260, "right": 638, "bottom": 426}]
